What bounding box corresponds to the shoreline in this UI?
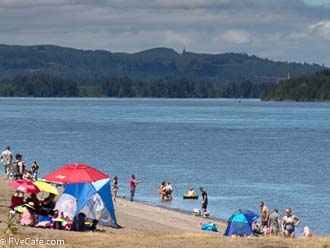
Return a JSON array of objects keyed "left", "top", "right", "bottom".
[
  {"left": 1, "top": 179, "right": 330, "bottom": 247},
  {"left": 118, "top": 195, "right": 227, "bottom": 223}
]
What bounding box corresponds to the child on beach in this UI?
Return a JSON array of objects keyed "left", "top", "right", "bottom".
[
  {"left": 302, "top": 226, "right": 313, "bottom": 237},
  {"left": 31, "top": 160, "right": 39, "bottom": 180},
  {"left": 90, "top": 219, "right": 99, "bottom": 232}
]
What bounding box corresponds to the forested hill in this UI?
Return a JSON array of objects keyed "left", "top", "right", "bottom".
[
  {"left": 0, "top": 44, "right": 326, "bottom": 85},
  {"left": 261, "top": 70, "right": 330, "bottom": 101}
]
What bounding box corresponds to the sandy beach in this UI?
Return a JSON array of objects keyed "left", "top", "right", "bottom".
[{"left": 0, "top": 178, "right": 329, "bottom": 248}]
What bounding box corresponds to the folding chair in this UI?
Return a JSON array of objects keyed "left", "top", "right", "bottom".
[{"left": 8, "top": 205, "right": 24, "bottom": 224}]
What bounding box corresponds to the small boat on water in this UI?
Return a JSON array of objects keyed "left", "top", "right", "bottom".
[{"left": 183, "top": 194, "right": 199, "bottom": 200}]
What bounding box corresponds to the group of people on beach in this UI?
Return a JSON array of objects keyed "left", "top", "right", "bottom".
[
  {"left": 2, "top": 144, "right": 311, "bottom": 237},
  {"left": 253, "top": 201, "right": 311, "bottom": 238},
  {"left": 1, "top": 146, "right": 40, "bottom": 181},
  {"left": 111, "top": 175, "right": 209, "bottom": 216}
]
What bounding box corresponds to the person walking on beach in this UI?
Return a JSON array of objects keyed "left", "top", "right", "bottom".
[
  {"left": 259, "top": 201, "right": 270, "bottom": 228},
  {"left": 282, "top": 208, "right": 301, "bottom": 239},
  {"left": 112, "top": 176, "right": 119, "bottom": 203},
  {"left": 130, "top": 174, "right": 142, "bottom": 202},
  {"left": 200, "top": 187, "right": 208, "bottom": 213},
  {"left": 269, "top": 208, "right": 281, "bottom": 236},
  {"left": 1, "top": 146, "right": 12, "bottom": 179}
]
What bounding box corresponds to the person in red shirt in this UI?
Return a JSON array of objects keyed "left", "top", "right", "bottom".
[{"left": 130, "top": 174, "right": 142, "bottom": 202}]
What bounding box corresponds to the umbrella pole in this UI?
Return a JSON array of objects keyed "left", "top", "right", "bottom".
[{"left": 76, "top": 183, "right": 79, "bottom": 231}]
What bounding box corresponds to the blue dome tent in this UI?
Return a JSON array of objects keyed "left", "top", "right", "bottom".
[
  {"left": 224, "top": 210, "right": 258, "bottom": 236},
  {"left": 55, "top": 178, "right": 118, "bottom": 228}
]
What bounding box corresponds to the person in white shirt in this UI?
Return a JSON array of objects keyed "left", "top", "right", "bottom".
[{"left": 1, "top": 146, "right": 12, "bottom": 179}]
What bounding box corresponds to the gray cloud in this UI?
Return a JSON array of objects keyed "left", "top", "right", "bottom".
[{"left": 0, "top": 0, "right": 330, "bottom": 65}]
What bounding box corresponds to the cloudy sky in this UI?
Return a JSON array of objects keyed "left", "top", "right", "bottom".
[{"left": 1, "top": 0, "right": 330, "bottom": 66}]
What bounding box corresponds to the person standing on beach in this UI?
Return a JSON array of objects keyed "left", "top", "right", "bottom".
[
  {"left": 282, "top": 208, "right": 300, "bottom": 239},
  {"left": 199, "top": 187, "right": 208, "bottom": 213},
  {"left": 130, "top": 174, "right": 142, "bottom": 202},
  {"left": 14, "top": 153, "right": 25, "bottom": 180},
  {"left": 259, "top": 201, "right": 270, "bottom": 228},
  {"left": 1, "top": 146, "right": 12, "bottom": 179},
  {"left": 112, "top": 176, "right": 119, "bottom": 203},
  {"left": 269, "top": 208, "right": 281, "bottom": 236}
]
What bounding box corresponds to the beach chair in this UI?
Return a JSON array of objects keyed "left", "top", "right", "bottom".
[
  {"left": 8, "top": 205, "right": 24, "bottom": 224},
  {"left": 8, "top": 195, "right": 25, "bottom": 224}
]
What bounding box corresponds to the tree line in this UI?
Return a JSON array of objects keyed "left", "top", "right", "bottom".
[
  {"left": 0, "top": 74, "right": 273, "bottom": 98},
  {"left": 261, "top": 70, "right": 330, "bottom": 101}
]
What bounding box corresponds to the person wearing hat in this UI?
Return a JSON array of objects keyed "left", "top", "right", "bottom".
[
  {"left": 129, "top": 174, "right": 142, "bottom": 202},
  {"left": 21, "top": 202, "right": 36, "bottom": 226},
  {"left": 26, "top": 193, "right": 40, "bottom": 214}
]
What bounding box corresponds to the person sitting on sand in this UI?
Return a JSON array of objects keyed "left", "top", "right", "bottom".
[
  {"left": 26, "top": 193, "right": 40, "bottom": 215},
  {"left": 71, "top": 212, "right": 87, "bottom": 232},
  {"left": 90, "top": 219, "right": 99, "bottom": 232},
  {"left": 20, "top": 202, "right": 36, "bottom": 227},
  {"left": 164, "top": 182, "right": 173, "bottom": 201},
  {"left": 302, "top": 226, "right": 313, "bottom": 237},
  {"left": 252, "top": 219, "right": 264, "bottom": 237},
  {"left": 23, "top": 169, "right": 34, "bottom": 181},
  {"left": 40, "top": 193, "right": 56, "bottom": 216},
  {"left": 187, "top": 187, "right": 196, "bottom": 196},
  {"left": 282, "top": 208, "right": 301, "bottom": 239}
]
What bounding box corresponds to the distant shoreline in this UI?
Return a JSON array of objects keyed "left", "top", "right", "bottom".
[{"left": 0, "top": 96, "right": 330, "bottom": 102}]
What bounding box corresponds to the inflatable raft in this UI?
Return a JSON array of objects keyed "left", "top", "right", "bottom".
[{"left": 183, "top": 194, "right": 199, "bottom": 200}]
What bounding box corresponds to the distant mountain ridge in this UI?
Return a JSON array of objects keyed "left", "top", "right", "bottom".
[{"left": 0, "top": 44, "right": 326, "bottom": 84}]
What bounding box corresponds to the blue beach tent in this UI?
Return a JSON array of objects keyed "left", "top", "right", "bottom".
[
  {"left": 55, "top": 178, "right": 118, "bottom": 228},
  {"left": 224, "top": 210, "right": 258, "bottom": 236}
]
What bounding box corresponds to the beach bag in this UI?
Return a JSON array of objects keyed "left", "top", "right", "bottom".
[{"left": 201, "top": 222, "right": 217, "bottom": 232}]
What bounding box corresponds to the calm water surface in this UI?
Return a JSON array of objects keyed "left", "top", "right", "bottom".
[{"left": 0, "top": 98, "right": 329, "bottom": 234}]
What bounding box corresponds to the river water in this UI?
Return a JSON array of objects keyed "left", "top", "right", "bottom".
[{"left": 1, "top": 98, "right": 329, "bottom": 234}]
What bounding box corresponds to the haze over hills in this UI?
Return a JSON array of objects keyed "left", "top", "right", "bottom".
[{"left": 0, "top": 44, "right": 326, "bottom": 85}]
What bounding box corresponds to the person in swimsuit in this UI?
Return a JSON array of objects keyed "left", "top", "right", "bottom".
[
  {"left": 112, "top": 176, "right": 119, "bottom": 203},
  {"left": 158, "top": 181, "right": 166, "bottom": 201},
  {"left": 259, "top": 201, "right": 270, "bottom": 228},
  {"left": 164, "top": 182, "right": 173, "bottom": 201},
  {"left": 282, "top": 208, "right": 301, "bottom": 238}
]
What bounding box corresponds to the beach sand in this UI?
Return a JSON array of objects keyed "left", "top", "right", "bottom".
[{"left": 0, "top": 178, "right": 328, "bottom": 248}]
